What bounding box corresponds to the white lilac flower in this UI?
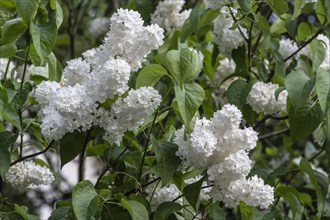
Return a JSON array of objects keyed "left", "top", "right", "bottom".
[
  {"left": 151, "top": 0, "right": 191, "bottom": 32},
  {"left": 97, "top": 9, "right": 165, "bottom": 71},
  {"left": 246, "top": 82, "right": 288, "bottom": 114},
  {"left": 203, "top": 0, "right": 232, "bottom": 10},
  {"left": 5, "top": 161, "right": 55, "bottom": 190},
  {"left": 34, "top": 9, "right": 164, "bottom": 141},
  {"left": 99, "top": 87, "right": 162, "bottom": 144},
  {"left": 87, "top": 58, "right": 131, "bottom": 103},
  {"left": 213, "top": 13, "right": 247, "bottom": 55},
  {"left": 212, "top": 176, "right": 274, "bottom": 209},
  {"left": 317, "top": 34, "right": 330, "bottom": 70},
  {"left": 62, "top": 58, "right": 91, "bottom": 86},
  {"left": 174, "top": 104, "right": 273, "bottom": 208},
  {"left": 146, "top": 183, "right": 182, "bottom": 211},
  {"left": 278, "top": 38, "right": 298, "bottom": 60}
]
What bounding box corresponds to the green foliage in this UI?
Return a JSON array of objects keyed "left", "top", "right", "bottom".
[
  {"left": 72, "top": 180, "right": 100, "bottom": 220},
  {"left": 0, "top": 0, "right": 329, "bottom": 219}
]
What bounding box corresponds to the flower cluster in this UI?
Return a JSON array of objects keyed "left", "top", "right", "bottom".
[
  {"left": 278, "top": 38, "right": 298, "bottom": 60},
  {"left": 34, "top": 9, "right": 164, "bottom": 142},
  {"left": 213, "top": 10, "right": 247, "bottom": 55},
  {"left": 146, "top": 182, "right": 182, "bottom": 211},
  {"left": 174, "top": 104, "right": 274, "bottom": 208},
  {"left": 151, "top": 0, "right": 191, "bottom": 32},
  {"left": 98, "top": 87, "right": 162, "bottom": 144},
  {"left": 246, "top": 82, "right": 288, "bottom": 114},
  {"left": 5, "top": 161, "right": 55, "bottom": 190}
]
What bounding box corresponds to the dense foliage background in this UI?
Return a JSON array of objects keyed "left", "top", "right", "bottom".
[{"left": 0, "top": 0, "right": 329, "bottom": 219}]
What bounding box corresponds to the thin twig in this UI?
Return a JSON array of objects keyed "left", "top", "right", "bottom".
[
  {"left": 138, "top": 109, "right": 159, "bottom": 182},
  {"left": 258, "top": 128, "right": 289, "bottom": 140},
  {"left": 227, "top": 6, "right": 248, "bottom": 42},
  {"left": 11, "top": 140, "right": 55, "bottom": 166},
  {"left": 284, "top": 29, "right": 323, "bottom": 62},
  {"left": 95, "top": 142, "right": 131, "bottom": 187}
]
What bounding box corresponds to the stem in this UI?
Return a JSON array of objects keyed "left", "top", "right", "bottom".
[
  {"left": 258, "top": 128, "right": 289, "bottom": 140},
  {"left": 253, "top": 115, "right": 271, "bottom": 130},
  {"left": 191, "top": 201, "right": 212, "bottom": 220},
  {"left": 138, "top": 109, "right": 159, "bottom": 182},
  {"left": 95, "top": 143, "right": 130, "bottom": 187},
  {"left": 11, "top": 140, "right": 55, "bottom": 166},
  {"left": 3, "top": 57, "right": 11, "bottom": 82},
  {"left": 227, "top": 6, "right": 248, "bottom": 43},
  {"left": 284, "top": 29, "right": 323, "bottom": 62},
  {"left": 147, "top": 178, "right": 161, "bottom": 210},
  {"left": 78, "top": 130, "right": 92, "bottom": 182},
  {"left": 20, "top": 43, "right": 31, "bottom": 90}
]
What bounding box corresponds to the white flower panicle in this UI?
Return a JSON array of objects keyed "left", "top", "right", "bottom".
[
  {"left": 213, "top": 12, "right": 247, "bottom": 55},
  {"left": 203, "top": 0, "right": 232, "bottom": 10},
  {"left": 146, "top": 183, "right": 182, "bottom": 211},
  {"left": 98, "top": 9, "right": 164, "bottom": 71},
  {"left": 246, "top": 82, "right": 288, "bottom": 114},
  {"left": 62, "top": 58, "right": 91, "bottom": 86},
  {"left": 279, "top": 38, "right": 298, "bottom": 60},
  {"left": 5, "top": 161, "right": 55, "bottom": 190},
  {"left": 317, "top": 34, "right": 330, "bottom": 70},
  {"left": 174, "top": 104, "right": 274, "bottom": 208},
  {"left": 34, "top": 9, "right": 164, "bottom": 142},
  {"left": 151, "top": 0, "right": 191, "bottom": 32},
  {"left": 87, "top": 58, "right": 131, "bottom": 103},
  {"left": 98, "top": 87, "right": 162, "bottom": 144}
]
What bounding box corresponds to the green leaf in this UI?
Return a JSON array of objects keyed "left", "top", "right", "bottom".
[
  {"left": 30, "top": 20, "right": 58, "bottom": 63},
  {"left": 136, "top": 64, "right": 168, "bottom": 88},
  {"left": 237, "top": 0, "right": 251, "bottom": 14},
  {"left": 226, "top": 80, "right": 250, "bottom": 110},
  {"left": 165, "top": 48, "right": 202, "bottom": 84},
  {"left": 72, "top": 180, "right": 99, "bottom": 220},
  {"left": 316, "top": 0, "right": 329, "bottom": 24},
  {"left": 207, "top": 203, "right": 226, "bottom": 220},
  {"left": 1, "top": 18, "right": 27, "bottom": 44},
  {"left": 0, "top": 43, "right": 17, "bottom": 58},
  {"left": 54, "top": 0, "right": 63, "bottom": 28},
  {"left": 285, "top": 70, "right": 312, "bottom": 110},
  {"left": 311, "top": 40, "right": 326, "bottom": 73},
  {"left": 300, "top": 159, "right": 328, "bottom": 218},
  {"left": 232, "top": 46, "right": 248, "bottom": 76},
  {"left": 174, "top": 82, "right": 205, "bottom": 126},
  {"left": 154, "top": 202, "right": 182, "bottom": 220},
  {"left": 47, "top": 52, "right": 62, "bottom": 82},
  {"left": 0, "top": 87, "right": 8, "bottom": 118},
  {"left": 49, "top": 206, "right": 71, "bottom": 220},
  {"left": 60, "top": 131, "right": 85, "bottom": 167},
  {"left": 16, "top": 0, "right": 39, "bottom": 25},
  {"left": 14, "top": 205, "right": 29, "bottom": 220},
  {"left": 266, "top": 0, "right": 289, "bottom": 16},
  {"left": 151, "top": 136, "right": 181, "bottom": 185},
  {"left": 183, "top": 176, "right": 204, "bottom": 211},
  {"left": 121, "top": 199, "right": 148, "bottom": 220},
  {"left": 316, "top": 68, "right": 330, "bottom": 113},
  {"left": 297, "top": 22, "right": 313, "bottom": 41},
  {"left": 276, "top": 186, "right": 303, "bottom": 220},
  {"left": 288, "top": 99, "right": 324, "bottom": 141},
  {"left": 293, "top": 0, "right": 305, "bottom": 19},
  {"left": 0, "top": 145, "right": 10, "bottom": 180}
]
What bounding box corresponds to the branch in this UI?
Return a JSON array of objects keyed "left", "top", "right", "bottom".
[
  {"left": 258, "top": 128, "right": 289, "bottom": 140},
  {"left": 227, "top": 6, "right": 248, "bottom": 43},
  {"left": 138, "top": 109, "right": 159, "bottom": 182},
  {"left": 284, "top": 29, "right": 323, "bottom": 62},
  {"left": 11, "top": 140, "right": 55, "bottom": 166},
  {"left": 78, "top": 129, "right": 92, "bottom": 182}
]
